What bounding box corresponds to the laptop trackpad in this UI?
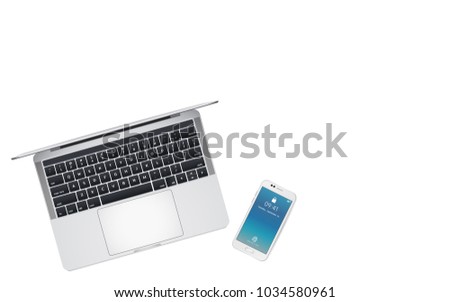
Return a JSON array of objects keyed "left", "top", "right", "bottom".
[{"left": 98, "top": 190, "right": 183, "bottom": 256}]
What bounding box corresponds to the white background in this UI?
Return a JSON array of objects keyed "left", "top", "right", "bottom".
[{"left": 1, "top": 1, "right": 449, "bottom": 301}]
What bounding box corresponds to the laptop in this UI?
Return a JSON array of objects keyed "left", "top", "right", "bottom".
[{"left": 12, "top": 101, "right": 229, "bottom": 270}]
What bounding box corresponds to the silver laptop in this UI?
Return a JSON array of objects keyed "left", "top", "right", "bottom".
[{"left": 12, "top": 101, "right": 229, "bottom": 270}]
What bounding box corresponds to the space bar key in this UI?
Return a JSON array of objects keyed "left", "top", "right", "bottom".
[{"left": 101, "top": 183, "right": 154, "bottom": 205}]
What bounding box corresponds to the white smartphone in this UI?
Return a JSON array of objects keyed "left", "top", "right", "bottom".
[{"left": 232, "top": 180, "right": 296, "bottom": 260}]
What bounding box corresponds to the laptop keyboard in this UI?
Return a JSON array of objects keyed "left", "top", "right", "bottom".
[{"left": 43, "top": 120, "right": 209, "bottom": 218}]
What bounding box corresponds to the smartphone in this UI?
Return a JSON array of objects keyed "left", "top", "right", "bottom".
[{"left": 232, "top": 180, "right": 296, "bottom": 260}]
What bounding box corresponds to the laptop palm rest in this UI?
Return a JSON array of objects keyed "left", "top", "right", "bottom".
[{"left": 98, "top": 190, "right": 183, "bottom": 256}]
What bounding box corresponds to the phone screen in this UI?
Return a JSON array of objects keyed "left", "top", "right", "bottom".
[{"left": 237, "top": 186, "right": 293, "bottom": 254}]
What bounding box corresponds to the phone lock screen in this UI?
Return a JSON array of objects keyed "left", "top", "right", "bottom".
[{"left": 237, "top": 187, "right": 293, "bottom": 254}]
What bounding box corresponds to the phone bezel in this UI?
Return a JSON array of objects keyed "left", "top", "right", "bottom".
[{"left": 232, "top": 180, "right": 296, "bottom": 261}]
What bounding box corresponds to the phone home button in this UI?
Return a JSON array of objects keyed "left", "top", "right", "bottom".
[{"left": 245, "top": 247, "right": 254, "bottom": 254}]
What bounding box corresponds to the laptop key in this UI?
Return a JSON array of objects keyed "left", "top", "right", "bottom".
[
  {"left": 107, "top": 148, "right": 119, "bottom": 159},
  {"left": 188, "top": 136, "right": 200, "bottom": 147},
  {"left": 152, "top": 158, "right": 163, "bottom": 169},
  {"left": 168, "top": 142, "right": 179, "bottom": 153},
  {"left": 110, "top": 169, "right": 121, "bottom": 180},
  {"left": 98, "top": 184, "right": 109, "bottom": 195},
  {"left": 170, "top": 131, "right": 181, "bottom": 141},
  {"left": 181, "top": 126, "right": 197, "bottom": 138},
  {"left": 184, "top": 147, "right": 202, "bottom": 160},
  {"left": 77, "top": 190, "right": 88, "bottom": 200},
  {"left": 77, "top": 201, "right": 88, "bottom": 212},
  {"left": 51, "top": 184, "right": 69, "bottom": 197},
  {"left": 160, "top": 167, "right": 171, "bottom": 177},
  {"left": 97, "top": 151, "right": 108, "bottom": 162},
  {"left": 87, "top": 187, "right": 98, "bottom": 198},
  {"left": 121, "top": 166, "right": 132, "bottom": 177},
  {"left": 78, "top": 178, "right": 90, "bottom": 189},
  {"left": 131, "top": 163, "right": 142, "bottom": 174},
  {"left": 128, "top": 139, "right": 139, "bottom": 153},
  {"left": 63, "top": 172, "right": 74, "bottom": 183},
  {"left": 179, "top": 139, "right": 189, "bottom": 150},
  {"left": 115, "top": 157, "right": 127, "bottom": 168},
  {"left": 45, "top": 165, "right": 56, "bottom": 177},
  {"left": 139, "top": 139, "right": 150, "bottom": 151},
  {"left": 137, "top": 151, "right": 147, "bottom": 162},
  {"left": 54, "top": 193, "right": 77, "bottom": 207},
  {"left": 87, "top": 197, "right": 101, "bottom": 209},
  {"left": 126, "top": 154, "right": 137, "bottom": 165},
  {"left": 160, "top": 133, "right": 169, "bottom": 145},
  {"left": 150, "top": 170, "right": 161, "bottom": 180},
  {"left": 101, "top": 182, "right": 153, "bottom": 205},
  {"left": 181, "top": 157, "right": 205, "bottom": 172},
  {"left": 66, "top": 160, "right": 76, "bottom": 171},
  {"left": 147, "top": 148, "right": 158, "bottom": 159},
  {"left": 119, "top": 178, "right": 130, "bottom": 189},
  {"left": 69, "top": 181, "right": 80, "bottom": 192},
  {"left": 67, "top": 204, "right": 77, "bottom": 215},
  {"left": 87, "top": 154, "right": 98, "bottom": 165},
  {"left": 55, "top": 163, "right": 67, "bottom": 173},
  {"left": 150, "top": 136, "right": 160, "bottom": 147},
  {"left": 100, "top": 172, "right": 111, "bottom": 183},
  {"left": 153, "top": 179, "right": 166, "bottom": 190},
  {"left": 118, "top": 145, "right": 129, "bottom": 156},
  {"left": 197, "top": 167, "right": 208, "bottom": 178},
  {"left": 156, "top": 145, "right": 168, "bottom": 156},
  {"left": 105, "top": 160, "right": 116, "bottom": 171},
  {"left": 74, "top": 169, "right": 85, "bottom": 179},
  {"left": 95, "top": 163, "right": 106, "bottom": 174},
  {"left": 187, "top": 170, "right": 198, "bottom": 181},
  {"left": 48, "top": 175, "right": 64, "bottom": 187},
  {"left": 116, "top": 157, "right": 127, "bottom": 168},
  {"left": 76, "top": 157, "right": 87, "bottom": 168},
  {"left": 165, "top": 176, "right": 177, "bottom": 187},
  {"left": 129, "top": 142, "right": 139, "bottom": 153},
  {"left": 173, "top": 152, "right": 184, "bottom": 163},
  {"left": 139, "top": 172, "right": 150, "bottom": 183},
  {"left": 176, "top": 173, "right": 187, "bottom": 184},
  {"left": 108, "top": 181, "right": 119, "bottom": 192},
  {"left": 170, "top": 163, "right": 181, "bottom": 174},
  {"left": 89, "top": 175, "right": 100, "bottom": 186},
  {"left": 56, "top": 207, "right": 67, "bottom": 217},
  {"left": 129, "top": 175, "right": 140, "bottom": 186},
  {"left": 142, "top": 160, "right": 153, "bottom": 171},
  {"left": 162, "top": 155, "right": 174, "bottom": 166},
  {"left": 84, "top": 166, "right": 95, "bottom": 177}
]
